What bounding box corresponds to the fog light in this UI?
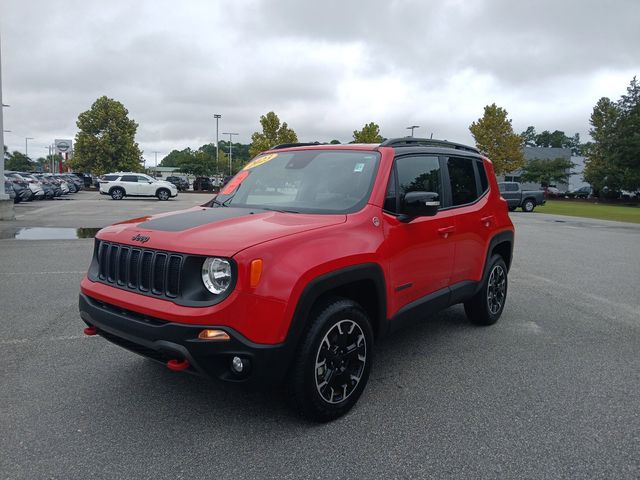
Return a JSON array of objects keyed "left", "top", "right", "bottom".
[
  {"left": 231, "top": 356, "right": 244, "bottom": 373},
  {"left": 198, "top": 329, "right": 231, "bottom": 341}
]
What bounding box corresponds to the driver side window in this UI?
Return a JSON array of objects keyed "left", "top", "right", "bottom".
[{"left": 384, "top": 156, "right": 442, "bottom": 214}]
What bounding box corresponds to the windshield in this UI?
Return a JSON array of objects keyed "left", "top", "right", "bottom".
[{"left": 211, "top": 149, "right": 380, "bottom": 214}]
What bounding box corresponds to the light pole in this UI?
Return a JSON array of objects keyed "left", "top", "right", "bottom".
[
  {"left": 0, "top": 30, "right": 12, "bottom": 215},
  {"left": 25, "top": 137, "right": 34, "bottom": 158},
  {"left": 222, "top": 132, "right": 238, "bottom": 175},
  {"left": 406, "top": 125, "right": 420, "bottom": 137},
  {"left": 214, "top": 114, "right": 221, "bottom": 175}
]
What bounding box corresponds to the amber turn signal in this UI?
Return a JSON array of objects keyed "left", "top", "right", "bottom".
[
  {"left": 250, "top": 259, "right": 263, "bottom": 288},
  {"left": 198, "top": 329, "right": 231, "bottom": 341}
]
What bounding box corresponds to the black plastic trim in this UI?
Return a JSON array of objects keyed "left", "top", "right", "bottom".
[
  {"left": 79, "top": 293, "right": 289, "bottom": 386},
  {"left": 88, "top": 240, "right": 237, "bottom": 307},
  {"left": 285, "top": 263, "right": 387, "bottom": 354}
]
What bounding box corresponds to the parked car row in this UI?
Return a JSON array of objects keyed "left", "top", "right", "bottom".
[{"left": 4, "top": 171, "right": 85, "bottom": 203}]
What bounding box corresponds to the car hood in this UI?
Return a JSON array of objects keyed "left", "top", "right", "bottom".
[{"left": 96, "top": 207, "right": 347, "bottom": 256}]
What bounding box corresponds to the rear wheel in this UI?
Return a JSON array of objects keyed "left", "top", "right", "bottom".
[
  {"left": 287, "top": 298, "right": 373, "bottom": 422},
  {"left": 464, "top": 254, "right": 508, "bottom": 326},
  {"left": 522, "top": 199, "right": 536, "bottom": 212},
  {"left": 110, "top": 187, "right": 125, "bottom": 200},
  {"left": 156, "top": 188, "right": 170, "bottom": 201}
]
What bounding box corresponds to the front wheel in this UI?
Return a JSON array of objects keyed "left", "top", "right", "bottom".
[
  {"left": 156, "top": 188, "right": 170, "bottom": 201},
  {"left": 287, "top": 298, "right": 373, "bottom": 422},
  {"left": 464, "top": 254, "right": 508, "bottom": 326},
  {"left": 522, "top": 199, "right": 536, "bottom": 212}
]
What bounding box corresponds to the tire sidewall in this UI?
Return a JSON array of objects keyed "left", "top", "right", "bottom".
[
  {"left": 482, "top": 255, "right": 508, "bottom": 323},
  {"left": 296, "top": 300, "right": 374, "bottom": 421},
  {"left": 111, "top": 188, "right": 124, "bottom": 200},
  {"left": 523, "top": 199, "right": 535, "bottom": 212},
  {"left": 157, "top": 188, "right": 170, "bottom": 200}
]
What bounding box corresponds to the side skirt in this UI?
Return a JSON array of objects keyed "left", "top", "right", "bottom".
[{"left": 387, "top": 280, "right": 479, "bottom": 334}]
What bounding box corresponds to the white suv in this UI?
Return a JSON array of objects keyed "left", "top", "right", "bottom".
[{"left": 99, "top": 173, "right": 178, "bottom": 201}]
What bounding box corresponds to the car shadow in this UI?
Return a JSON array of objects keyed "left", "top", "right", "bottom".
[{"left": 89, "top": 305, "right": 475, "bottom": 427}]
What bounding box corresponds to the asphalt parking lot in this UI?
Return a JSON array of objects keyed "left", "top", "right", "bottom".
[{"left": 1, "top": 191, "right": 639, "bottom": 479}]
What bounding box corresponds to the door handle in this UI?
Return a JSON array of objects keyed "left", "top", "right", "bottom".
[
  {"left": 437, "top": 225, "right": 456, "bottom": 238},
  {"left": 481, "top": 215, "right": 495, "bottom": 227}
]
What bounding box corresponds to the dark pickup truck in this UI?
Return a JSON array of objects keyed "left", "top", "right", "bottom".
[{"left": 498, "top": 182, "right": 546, "bottom": 212}]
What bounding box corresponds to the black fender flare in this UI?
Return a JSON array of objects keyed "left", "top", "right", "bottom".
[
  {"left": 474, "top": 230, "right": 514, "bottom": 295},
  {"left": 284, "top": 263, "right": 387, "bottom": 352}
]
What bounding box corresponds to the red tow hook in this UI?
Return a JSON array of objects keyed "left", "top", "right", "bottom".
[
  {"left": 84, "top": 326, "right": 98, "bottom": 336},
  {"left": 166, "top": 359, "right": 190, "bottom": 371}
]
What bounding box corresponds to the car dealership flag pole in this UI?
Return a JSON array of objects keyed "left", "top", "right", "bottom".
[{"left": 223, "top": 132, "right": 238, "bottom": 175}]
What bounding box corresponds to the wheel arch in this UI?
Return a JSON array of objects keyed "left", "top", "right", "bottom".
[
  {"left": 108, "top": 185, "right": 126, "bottom": 195},
  {"left": 286, "top": 264, "right": 387, "bottom": 348}
]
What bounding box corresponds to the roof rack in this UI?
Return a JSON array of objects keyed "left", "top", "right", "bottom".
[
  {"left": 379, "top": 137, "right": 479, "bottom": 153},
  {"left": 270, "top": 142, "right": 326, "bottom": 150}
]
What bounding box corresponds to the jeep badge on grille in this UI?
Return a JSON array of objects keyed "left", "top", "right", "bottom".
[{"left": 131, "top": 234, "right": 150, "bottom": 243}]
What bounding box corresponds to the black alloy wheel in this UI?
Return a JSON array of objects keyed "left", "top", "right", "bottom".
[
  {"left": 314, "top": 319, "right": 367, "bottom": 405},
  {"left": 287, "top": 297, "right": 373, "bottom": 422}
]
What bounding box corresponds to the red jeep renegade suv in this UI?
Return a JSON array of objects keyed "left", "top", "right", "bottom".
[{"left": 79, "top": 137, "right": 514, "bottom": 421}]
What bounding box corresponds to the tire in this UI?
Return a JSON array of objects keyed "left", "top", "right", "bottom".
[
  {"left": 287, "top": 297, "right": 374, "bottom": 422},
  {"left": 464, "top": 254, "right": 508, "bottom": 326},
  {"left": 156, "top": 188, "right": 170, "bottom": 201},
  {"left": 508, "top": 206, "right": 516, "bottom": 212},
  {"left": 110, "top": 187, "right": 125, "bottom": 200},
  {"left": 522, "top": 199, "right": 536, "bottom": 212}
]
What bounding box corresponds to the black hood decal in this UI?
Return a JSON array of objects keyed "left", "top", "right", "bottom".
[{"left": 138, "top": 207, "right": 265, "bottom": 232}]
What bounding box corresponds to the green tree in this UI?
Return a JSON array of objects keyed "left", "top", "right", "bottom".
[
  {"left": 352, "top": 122, "right": 383, "bottom": 143},
  {"left": 613, "top": 76, "right": 640, "bottom": 190},
  {"left": 520, "top": 126, "right": 537, "bottom": 146},
  {"left": 520, "top": 127, "right": 583, "bottom": 154},
  {"left": 6, "top": 151, "right": 34, "bottom": 171},
  {"left": 249, "top": 112, "right": 298, "bottom": 158},
  {"left": 469, "top": 104, "right": 524, "bottom": 175},
  {"left": 583, "top": 97, "right": 622, "bottom": 191},
  {"left": 71, "top": 96, "right": 143, "bottom": 175},
  {"left": 329, "top": 139, "right": 341, "bottom": 144},
  {"left": 521, "top": 157, "right": 575, "bottom": 187}
]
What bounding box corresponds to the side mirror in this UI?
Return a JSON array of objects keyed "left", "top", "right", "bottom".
[{"left": 399, "top": 191, "right": 440, "bottom": 222}]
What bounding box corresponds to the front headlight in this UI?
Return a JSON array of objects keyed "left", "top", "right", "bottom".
[{"left": 201, "top": 257, "right": 233, "bottom": 294}]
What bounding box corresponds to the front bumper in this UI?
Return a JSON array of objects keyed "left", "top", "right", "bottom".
[{"left": 79, "top": 293, "right": 290, "bottom": 387}]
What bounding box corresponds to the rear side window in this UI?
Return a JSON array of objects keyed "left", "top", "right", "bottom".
[
  {"left": 447, "top": 157, "right": 479, "bottom": 206},
  {"left": 121, "top": 175, "right": 138, "bottom": 182},
  {"left": 103, "top": 175, "right": 119, "bottom": 181}
]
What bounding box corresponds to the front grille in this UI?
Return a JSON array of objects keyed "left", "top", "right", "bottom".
[{"left": 96, "top": 241, "right": 183, "bottom": 298}]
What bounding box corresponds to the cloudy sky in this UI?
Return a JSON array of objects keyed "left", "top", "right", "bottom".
[{"left": 1, "top": 0, "right": 638, "bottom": 165}]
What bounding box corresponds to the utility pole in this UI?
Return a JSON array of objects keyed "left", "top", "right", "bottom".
[
  {"left": 152, "top": 151, "right": 161, "bottom": 178},
  {"left": 406, "top": 125, "right": 420, "bottom": 137},
  {"left": 222, "top": 132, "right": 238, "bottom": 175},
  {"left": 214, "top": 114, "right": 221, "bottom": 175},
  {"left": 25, "top": 137, "right": 34, "bottom": 158}
]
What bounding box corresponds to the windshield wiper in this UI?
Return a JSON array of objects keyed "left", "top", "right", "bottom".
[{"left": 260, "top": 206, "right": 300, "bottom": 213}]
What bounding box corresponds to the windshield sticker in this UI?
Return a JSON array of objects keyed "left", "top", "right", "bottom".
[
  {"left": 353, "top": 163, "right": 365, "bottom": 173},
  {"left": 221, "top": 170, "right": 250, "bottom": 195},
  {"left": 243, "top": 153, "right": 278, "bottom": 171}
]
